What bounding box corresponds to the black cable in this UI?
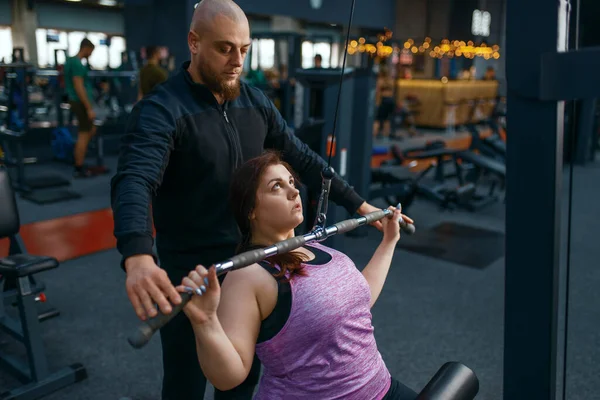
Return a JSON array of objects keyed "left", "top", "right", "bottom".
[
  {"left": 562, "top": 0, "right": 579, "bottom": 398},
  {"left": 327, "top": 0, "right": 356, "bottom": 168}
]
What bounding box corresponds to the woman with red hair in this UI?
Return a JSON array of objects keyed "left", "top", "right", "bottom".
[{"left": 177, "top": 151, "right": 415, "bottom": 399}]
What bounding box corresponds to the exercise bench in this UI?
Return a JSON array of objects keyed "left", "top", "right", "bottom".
[
  {"left": 0, "top": 125, "right": 81, "bottom": 205},
  {"left": 0, "top": 166, "right": 87, "bottom": 399},
  {"left": 454, "top": 150, "right": 506, "bottom": 211},
  {"left": 391, "top": 143, "right": 477, "bottom": 211}
]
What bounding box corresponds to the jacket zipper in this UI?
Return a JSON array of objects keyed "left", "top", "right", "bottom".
[{"left": 222, "top": 109, "right": 242, "bottom": 167}]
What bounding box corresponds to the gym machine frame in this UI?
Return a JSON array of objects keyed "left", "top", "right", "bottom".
[{"left": 0, "top": 167, "right": 87, "bottom": 399}]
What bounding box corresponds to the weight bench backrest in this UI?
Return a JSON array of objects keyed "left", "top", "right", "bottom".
[{"left": 0, "top": 166, "right": 20, "bottom": 239}]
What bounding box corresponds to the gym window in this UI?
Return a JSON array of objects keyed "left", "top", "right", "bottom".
[
  {"left": 36, "top": 28, "right": 126, "bottom": 69},
  {"left": 250, "top": 38, "right": 275, "bottom": 70},
  {"left": 0, "top": 26, "right": 12, "bottom": 63},
  {"left": 301, "top": 41, "right": 340, "bottom": 68}
]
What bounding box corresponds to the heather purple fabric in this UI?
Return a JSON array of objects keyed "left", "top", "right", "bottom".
[{"left": 254, "top": 242, "right": 391, "bottom": 399}]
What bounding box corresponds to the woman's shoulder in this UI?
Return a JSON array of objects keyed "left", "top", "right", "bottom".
[
  {"left": 223, "top": 263, "right": 276, "bottom": 287},
  {"left": 222, "top": 263, "right": 279, "bottom": 320}
]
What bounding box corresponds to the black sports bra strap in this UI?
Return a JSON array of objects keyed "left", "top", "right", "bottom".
[{"left": 257, "top": 261, "right": 283, "bottom": 280}]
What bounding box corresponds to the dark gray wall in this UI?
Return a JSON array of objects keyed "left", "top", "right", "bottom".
[
  {"left": 394, "top": 0, "right": 453, "bottom": 41},
  {"left": 235, "top": 0, "right": 395, "bottom": 30},
  {"left": 124, "top": 0, "right": 395, "bottom": 30},
  {"left": 36, "top": 2, "right": 124, "bottom": 34},
  {"left": 124, "top": 0, "right": 193, "bottom": 69},
  {"left": 0, "top": 0, "right": 11, "bottom": 25}
]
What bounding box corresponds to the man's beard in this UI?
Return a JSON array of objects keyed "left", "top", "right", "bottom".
[{"left": 198, "top": 60, "right": 241, "bottom": 101}]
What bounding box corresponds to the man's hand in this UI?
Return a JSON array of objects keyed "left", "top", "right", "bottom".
[
  {"left": 125, "top": 255, "right": 182, "bottom": 321},
  {"left": 356, "top": 201, "right": 414, "bottom": 232},
  {"left": 357, "top": 202, "right": 385, "bottom": 231}
]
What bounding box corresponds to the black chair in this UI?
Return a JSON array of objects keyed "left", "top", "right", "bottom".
[{"left": 0, "top": 166, "right": 86, "bottom": 399}]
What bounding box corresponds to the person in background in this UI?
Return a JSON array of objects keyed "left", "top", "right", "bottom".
[
  {"left": 374, "top": 65, "right": 396, "bottom": 139},
  {"left": 313, "top": 53, "right": 322, "bottom": 68},
  {"left": 483, "top": 66, "right": 496, "bottom": 80},
  {"left": 138, "top": 46, "right": 169, "bottom": 100},
  {"left": 64, "top": 38, "right": 97, "bottom": 178}
]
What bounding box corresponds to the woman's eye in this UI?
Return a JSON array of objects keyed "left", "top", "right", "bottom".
[{"left": 272, "top": 183, "right": 280, "bottom": 190}]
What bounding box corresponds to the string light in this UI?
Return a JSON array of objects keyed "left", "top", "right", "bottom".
[
  {"left": 347, "top": 29, "right": 501, "bottom": 60},
  {"left": 348, "top": 35, "right": 501, "bottom": 60}
]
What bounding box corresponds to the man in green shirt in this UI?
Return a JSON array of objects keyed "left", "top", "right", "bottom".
[
  {"left": 138, "top": 46, "right": 168, "bottom": 99},
  {"left": 64, "top": 38, "right": 96, "bottom": 177}
]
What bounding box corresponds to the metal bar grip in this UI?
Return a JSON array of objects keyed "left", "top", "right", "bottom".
[
  {"left": 333, "top": 210, "right": 387, "bottom": 234},
  {"left": 127, "top": 292, "right": 193, "bottom": 349},
  {"left": 218, "top": 235, "right": 308, "bottom": 275}
]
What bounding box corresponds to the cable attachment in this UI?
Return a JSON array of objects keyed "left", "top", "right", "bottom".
[{"left": 312, "top": 166, "right": 335, "bottom": 239}]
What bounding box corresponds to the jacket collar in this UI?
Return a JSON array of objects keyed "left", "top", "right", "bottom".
[{"left": 179, "top": 61, "right": 225, "bottom": 107}]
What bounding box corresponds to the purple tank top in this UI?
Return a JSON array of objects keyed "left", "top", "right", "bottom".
[{"left": 254, "top": 242, "right": 391, "bottom": 399}]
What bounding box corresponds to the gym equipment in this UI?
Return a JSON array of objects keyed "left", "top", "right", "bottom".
[
  {"left": 388, "top": 143, "right": 474, "bottom": 211},
  {"left": 294, "top": 118, "right": 327, "bottom": 234},
  {"left": 465, "top": 98, "right": 506, "bottom": 162},
  {"left": 1, "top": 230, "right": 61, "bottom": 324},
  {"left": 415, "top": 362, "right": 479, "bottom": 400},
  {"left": 391, "top": 142, "right": 506, "bottom": 212},
  {"left": 349, "top": 68, "right": 377, "bottom": 203},
  {"left": 349, "top": 69, "right": 417, "bottom": 210},
  {"left": 0, "top": 166, "right": 87, "bottom": 399},
  {"left": 369, "top": 164, "right": 420, "bottom": 212},
  {"left": 294, "top": 67, "right": 421, "bottom": 231},
  {"left": 0, "top": 126, "right": 82, "bottom": 204},
  {"left": 0, "top": 63, "right": 81, "bottom": 204},
  {"left": 294, "top": 68, "right": 355, "bottom": 249},
  {"left": 455, "top": 150, "right": 505, "bottom": 192},
  {"left": 347, "top": 69, "right": 421, "bottom": 215},
  {"left": 569, "top": 98, "right": 598, "bottom": 165}
]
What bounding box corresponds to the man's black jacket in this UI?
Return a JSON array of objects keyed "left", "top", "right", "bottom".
[{"left": 110, "top": 62, "right": 365, "bottom": 270}]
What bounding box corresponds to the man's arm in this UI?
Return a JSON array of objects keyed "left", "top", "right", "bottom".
[
  {"left": 72, "top": 76, "right": 92, "bottom": 110},
  {"left": 110, "top": 99, "right": 178, "bottom": 267},
  {"left": 263, "top": 98, "right": 365, "bottom": 216}
]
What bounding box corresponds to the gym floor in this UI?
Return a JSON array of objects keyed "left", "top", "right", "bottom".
[{"left": 0, "top": 152, "right": 599, "bottom": 400}]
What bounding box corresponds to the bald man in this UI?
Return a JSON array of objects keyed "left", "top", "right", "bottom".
[{"left": 111, "top": 1, "right": 380, "bottom": 398}]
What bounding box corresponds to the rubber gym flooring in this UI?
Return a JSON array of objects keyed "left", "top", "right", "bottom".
[{"left": 0, "top": 152, "right": 599, "bottom": 400}]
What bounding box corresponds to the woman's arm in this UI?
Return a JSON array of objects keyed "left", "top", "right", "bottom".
[
  {"left": 361, "top": 207, "right": 405, "bottom": 308},
  {"left": 361, "top": 239, "right": 397, "bottom": 308},
  {"left": 179, "top": 265, "right": 263, "bottom": 391}
]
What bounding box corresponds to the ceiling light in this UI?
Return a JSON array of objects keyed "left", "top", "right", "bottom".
[{"left": 99, "top": 0, "right": 117, "bottom": 5}]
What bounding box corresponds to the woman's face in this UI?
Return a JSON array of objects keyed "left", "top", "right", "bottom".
[{"left": 251, "top": 164, "right": 304, "bottom": 234}]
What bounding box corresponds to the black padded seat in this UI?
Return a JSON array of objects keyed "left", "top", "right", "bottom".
[{"left": 0, "top": 254, "right": 58, "bottom": 278}]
